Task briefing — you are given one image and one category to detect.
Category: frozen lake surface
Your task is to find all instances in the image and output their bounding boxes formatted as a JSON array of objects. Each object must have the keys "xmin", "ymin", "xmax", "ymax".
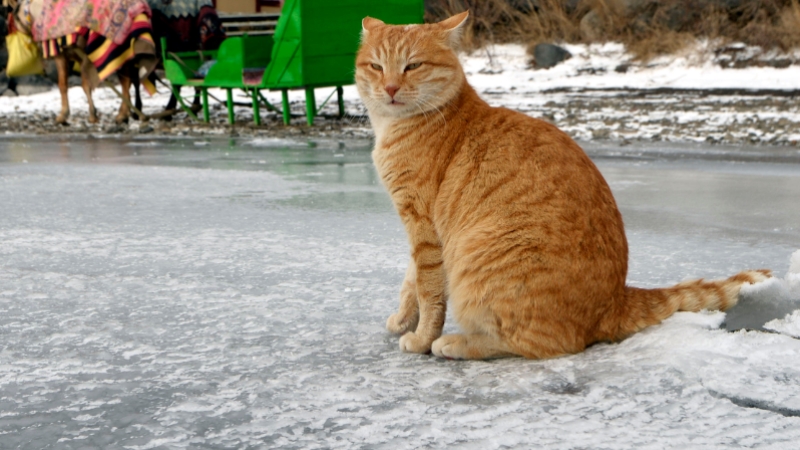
[{"xmin": 1, "ymin": 136, "xmax": 800, "ymax": 449}]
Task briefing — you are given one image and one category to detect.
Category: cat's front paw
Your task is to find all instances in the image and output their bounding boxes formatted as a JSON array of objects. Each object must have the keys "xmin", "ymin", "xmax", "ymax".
[
  {"xmin": 386, "ymin": 311, "xmax": 419, "ymax": 334},
  {"xmin": 399, "ymin": 332, "xmax": 433, "ymax": 354}
]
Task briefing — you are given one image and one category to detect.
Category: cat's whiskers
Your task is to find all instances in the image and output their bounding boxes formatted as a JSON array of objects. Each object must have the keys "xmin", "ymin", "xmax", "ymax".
[
  {"xmin": 416, "ymin": 96, "xmax": 447, "ymax": 127},
  {"xmin": 412, "ymin": 101, "xmax": 433, "ymax": 128}
]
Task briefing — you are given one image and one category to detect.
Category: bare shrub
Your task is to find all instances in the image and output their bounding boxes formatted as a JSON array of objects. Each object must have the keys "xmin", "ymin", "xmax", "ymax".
[
  {"xmin": 424, "ymin": 0, "xmax": 800, "ymax": 59},
  {"xmin": 424, "ymin": 0, "xmax": 584, "ymax": 47}
]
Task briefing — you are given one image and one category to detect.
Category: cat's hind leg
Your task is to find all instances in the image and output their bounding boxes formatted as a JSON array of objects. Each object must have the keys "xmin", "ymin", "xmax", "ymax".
[
  {"xmin": 386, "ymin": 260, "xmax": 420, "ymax": 334},
  {"xmin": 431, "ymin": 333, "xmax": 515, "ymax": 360}
]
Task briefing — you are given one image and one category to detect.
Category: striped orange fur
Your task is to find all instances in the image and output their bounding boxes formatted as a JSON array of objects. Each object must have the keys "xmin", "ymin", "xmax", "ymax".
[{"xmin": 356, "ymin": 12, "xmax": 772, "ymax": 360}]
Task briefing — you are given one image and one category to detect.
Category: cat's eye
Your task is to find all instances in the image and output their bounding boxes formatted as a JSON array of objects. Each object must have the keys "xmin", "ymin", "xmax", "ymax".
[
  {"xmin": 405, "ymin": 62, "xmax": 422, "ymax": 72},
  {"xmin": 371, "ymin": 63, "xmax": 383, "ymax": 71}
]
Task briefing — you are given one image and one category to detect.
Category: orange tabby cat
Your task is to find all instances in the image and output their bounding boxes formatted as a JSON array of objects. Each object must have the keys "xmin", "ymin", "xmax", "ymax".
[{"xmin": 355, "ymin": 11, "xmax": 771, "ymax": 360}]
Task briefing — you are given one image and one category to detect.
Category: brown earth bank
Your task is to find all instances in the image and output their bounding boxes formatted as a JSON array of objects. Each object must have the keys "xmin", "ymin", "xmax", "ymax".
[
  {"xmin": 2, "ymin": 2, "xmax": 799, "ymax": 146},
  {"xmin": 2, "ymin": 87, "xmax": 798, "ymax": 147}
]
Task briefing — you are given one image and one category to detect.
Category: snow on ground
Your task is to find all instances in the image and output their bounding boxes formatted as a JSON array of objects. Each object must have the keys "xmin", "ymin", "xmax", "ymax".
[
  {"xmin": 459, "ymin": 43, "xmax": 800, "ymax": 145},
  {"xmin": 1, "ymin": 137, "xmax": 800, "ymax": 448},
  {"xmin": 760, "ymin": 251, "xmax": 800, "ymax": 338},
  {"xmin": 463, "ymin": 42, "xmax": 800, "ymax": 92},
  {"xmin": 2, "ymin": 43, "xmax": 799, "ymax": 145}
]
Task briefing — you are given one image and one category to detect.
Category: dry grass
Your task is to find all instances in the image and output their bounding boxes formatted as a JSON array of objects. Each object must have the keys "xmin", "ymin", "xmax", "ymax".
[
  {"xmin": 425, "ymin": 0, "xmax": 583, "ymax": 48},
  {"xmin": 425, "ymin": 0, "xmax": 800, "ymax": 60}
]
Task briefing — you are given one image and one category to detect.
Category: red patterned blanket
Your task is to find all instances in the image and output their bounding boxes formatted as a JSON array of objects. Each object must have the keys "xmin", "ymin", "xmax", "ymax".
[{"xmin": 18, "ymin": 0, "xmax": 151, "ymax": 45}]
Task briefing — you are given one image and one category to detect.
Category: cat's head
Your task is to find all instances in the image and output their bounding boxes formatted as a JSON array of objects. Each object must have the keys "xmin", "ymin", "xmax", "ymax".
[{"xmin": 355, "ymin": 12, "xmax": 469, "ymax": 120}]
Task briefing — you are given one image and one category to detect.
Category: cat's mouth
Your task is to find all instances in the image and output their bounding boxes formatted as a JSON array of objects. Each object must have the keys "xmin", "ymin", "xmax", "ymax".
[{"xmin": 390, "ymin": 99, "xmax": 405, "ymax": 106}]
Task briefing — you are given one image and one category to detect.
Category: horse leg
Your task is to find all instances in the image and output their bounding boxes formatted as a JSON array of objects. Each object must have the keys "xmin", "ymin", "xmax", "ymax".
[
  {"xmin": 192, "ymin": 87, "xmax": 201, "ymax": 109},
  {"xmin": 160, "ymin": 84, "xmax": 177, "ymax": 122},
  {"xmin": 116, "ymin": 72, "xmax": 132, "ymax": 124},
  {"xmin": 80, "ymin": 55, "xmax": 99, "ymax": 123},
  {"xmin": 54, "ymin": 54, "xmax": 70, "ymax": 124},
  {"xmin": 166, "ymin": 85, "xmax": 179, "ymax": 110},
  {"xmin": 132, "ymin": 70, "xmax": 143, "ymax": 121}
]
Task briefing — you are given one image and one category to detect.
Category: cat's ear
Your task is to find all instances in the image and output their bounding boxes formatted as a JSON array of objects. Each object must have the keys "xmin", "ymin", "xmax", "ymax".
[
  {"xmin": 438, "ymin": 11, "xmax": 470, "ymax": 48},
  {"xmin": 362, "ymin": 17, "xmax": 385, "ymax": 35}
]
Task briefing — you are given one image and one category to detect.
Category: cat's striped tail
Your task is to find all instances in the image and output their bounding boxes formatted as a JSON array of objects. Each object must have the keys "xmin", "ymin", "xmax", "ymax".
[{"xmin": 601, "ymin": 269, "xmax": 772, "ymax": 340}]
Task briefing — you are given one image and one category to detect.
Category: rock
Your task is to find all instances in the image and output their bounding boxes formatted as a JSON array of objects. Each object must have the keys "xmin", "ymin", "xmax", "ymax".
[
  {"xmin": 3, "ymin": 88, "xmax": 17, "ymax": 97},
  {"xmin": 658, "ymin": 5, "xmax": 691, "ymax": 31},
  {"xmin": 579, "ymin": 10, "xmax": 604, "ymax": 40},
  {"xmin": 562, "ymin": 0, "xmax": 583, "ymax": 16},
  {"xmin": 763, "ymin": 59, "xmax": 792, "ymax": 69},
  {"xmin": 591, "ymin": 127, "xmax": 611, "ymax": 139},
  {"xmin": 533, "ymin": 43, "xmax": 572, "ymax": 69},
  {"xmin": 615, "ymin": 63, "xmax": 631, "ymax": 73},
  {"xmin": 12, "ymin": 74, "xmax": 55, "ymax": 95}
]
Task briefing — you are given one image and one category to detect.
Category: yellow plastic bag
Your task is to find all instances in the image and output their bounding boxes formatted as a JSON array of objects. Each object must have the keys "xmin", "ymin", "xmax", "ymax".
[{"xmin": 5, "ymin": 32, "xmax": 44, "ymax": 78}]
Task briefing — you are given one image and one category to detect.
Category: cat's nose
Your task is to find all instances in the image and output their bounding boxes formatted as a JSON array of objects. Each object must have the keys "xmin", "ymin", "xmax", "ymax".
[{"xmin": 385, "ymin": 85, "xmax": 400, "ymax": 98}]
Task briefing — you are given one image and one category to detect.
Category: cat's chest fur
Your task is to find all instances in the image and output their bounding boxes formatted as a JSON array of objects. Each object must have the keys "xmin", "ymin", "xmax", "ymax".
[{"xmin": 372, "ymin": 133, "xmax": 435, "ymax": 206}]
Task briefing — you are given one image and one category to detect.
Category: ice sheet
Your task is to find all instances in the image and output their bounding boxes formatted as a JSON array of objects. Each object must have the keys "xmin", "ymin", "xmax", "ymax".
[{"xmin": 1, "ymin": 137, "xmax": 799, "ymax": 448}]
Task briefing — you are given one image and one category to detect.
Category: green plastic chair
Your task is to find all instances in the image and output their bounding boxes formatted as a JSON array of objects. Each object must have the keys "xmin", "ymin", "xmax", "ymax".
[{"xmin": 162, "ymin": 0, "xmax": 424, "ymax": 126}]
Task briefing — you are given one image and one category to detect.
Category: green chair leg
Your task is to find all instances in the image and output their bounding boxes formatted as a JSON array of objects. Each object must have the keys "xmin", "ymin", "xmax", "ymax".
[
  {"xmin": 305, "ymin": 87, "xmax": 316, "ymax": 126},
  {"xmin": 252, "ymin": 89, "xmax": 261, "ymax": 125},
  {"xmin": 202, "ymin": 88, "xmax": 209, "ymax": 123},
  {"xmin": 226, "ymin": 89, "xmax": 234, "ymax": 125},
  {"xmin": 258, "ymin": 92, "xmax": 278, "ymax": 113},
  {"xmin": 281, "ymin": 89, "xmax": 290, "ymax": 125},
  {"xmin": 337, "ymin": 86, "xmax": 345, "ymax": 118},
  {"xmin": 167, "ymin": 83, "xmax": 199, "ymax": 121}
]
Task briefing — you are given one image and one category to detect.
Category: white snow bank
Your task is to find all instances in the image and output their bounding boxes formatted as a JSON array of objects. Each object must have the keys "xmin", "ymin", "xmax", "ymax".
[
  {"xmin": 462, "ymin": 42, "xmax": 800, "ymax": 92},
  {"xmin": 766, "ymin": 310, "xmax": 800, "ymax": 338},
  {"xmin": 735, "ymin": 249, "xmax": 800, "ymax": 337},
  {"xmin": 762, "ymin": 250, "xmax": 800, "ymax": 337}
]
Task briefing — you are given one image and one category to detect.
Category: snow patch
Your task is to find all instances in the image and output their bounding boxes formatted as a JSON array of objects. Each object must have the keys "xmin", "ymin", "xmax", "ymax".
[
  {"xmin": 243, "ymin": 137, "xmax": 305, "ymax": 147},
  {"xmin": 762, "ymin": 250, "xmax": 800, "ymax": 337},
  {"xmin": 788, "ymin": 249, "xmax": 800, "ymax": 275},
  {"xmin": 765, "ymin": 310, "xmax": 800, "ymax": 338},
  {"xmin": 733, "ymin": 250, "xmax": 800, "ymax": 336}
]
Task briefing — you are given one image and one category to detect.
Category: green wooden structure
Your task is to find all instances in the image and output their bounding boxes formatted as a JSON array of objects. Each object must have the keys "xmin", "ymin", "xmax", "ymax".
[{"xmin": 162, "ymin": 0, "xmax": 424, "ymax": 126}]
